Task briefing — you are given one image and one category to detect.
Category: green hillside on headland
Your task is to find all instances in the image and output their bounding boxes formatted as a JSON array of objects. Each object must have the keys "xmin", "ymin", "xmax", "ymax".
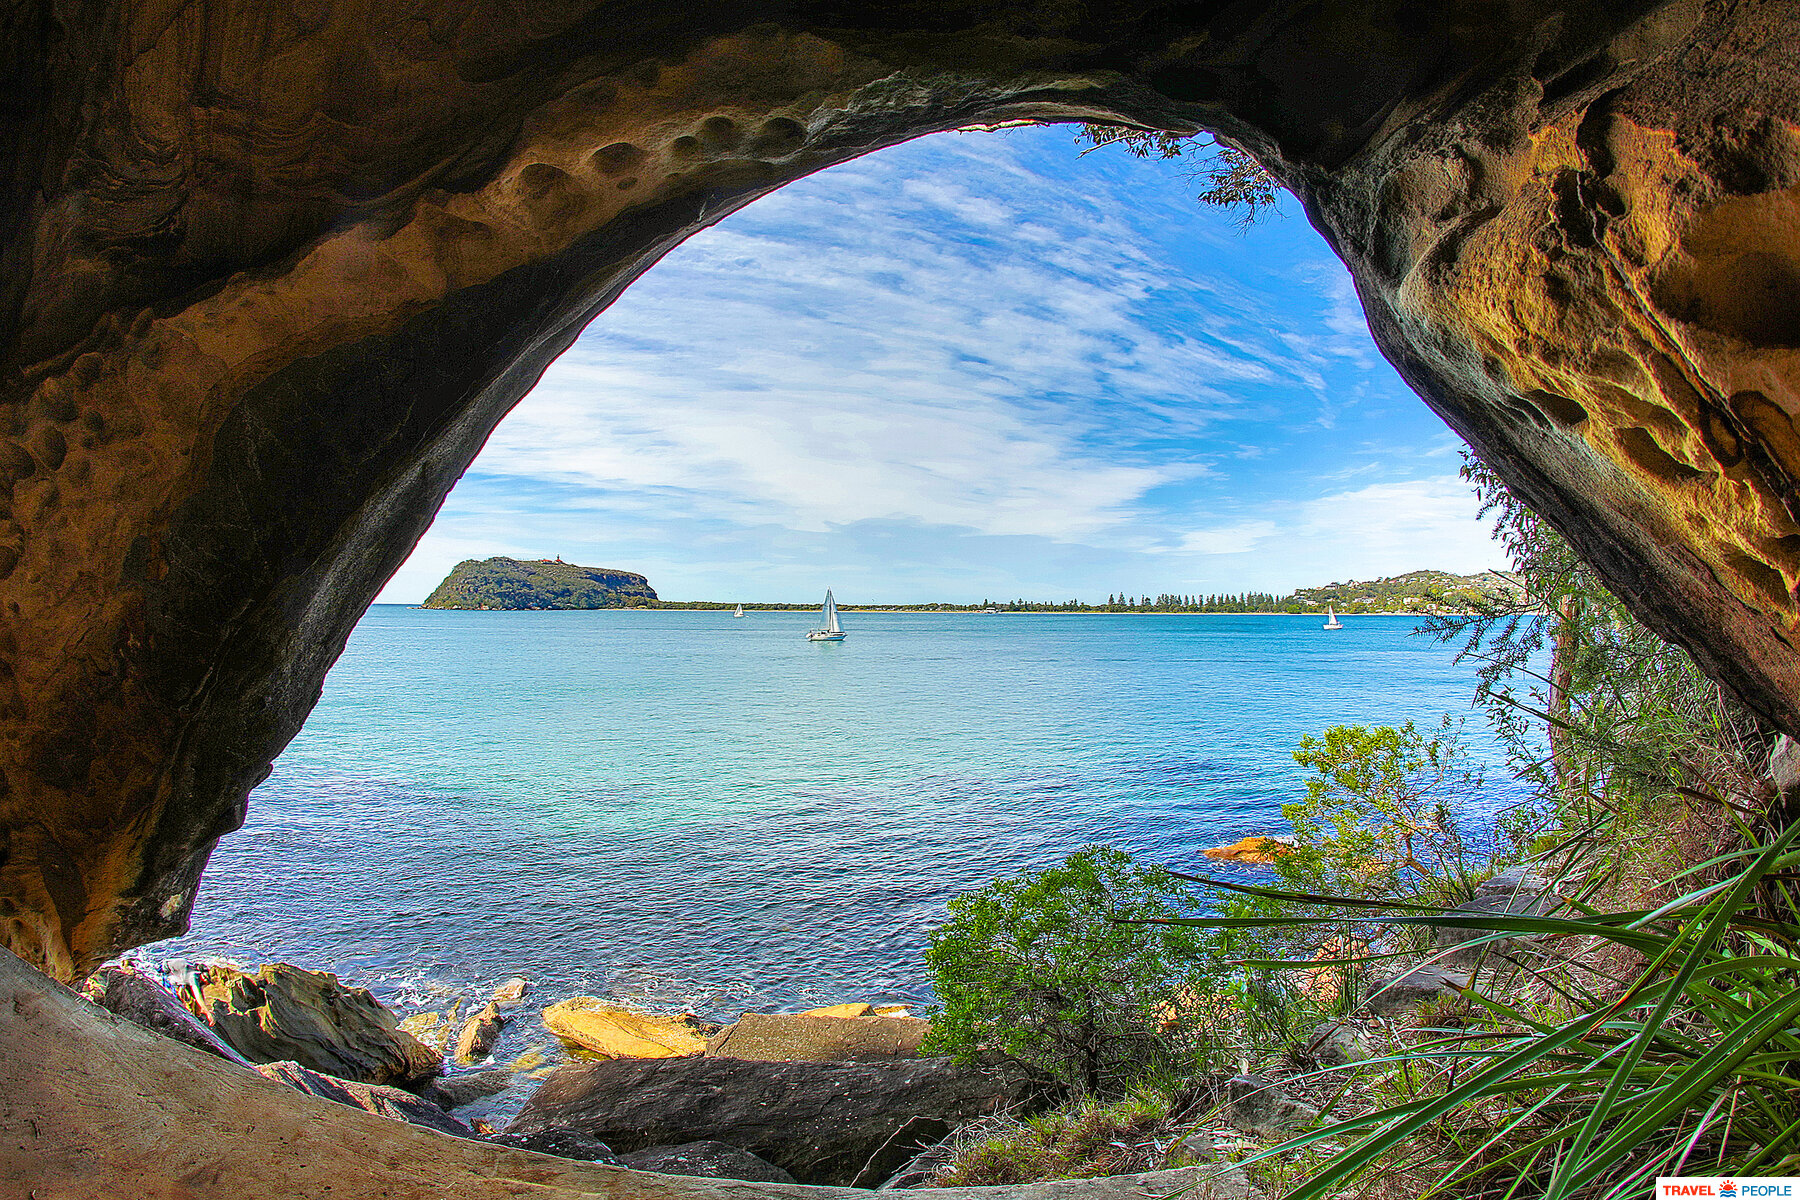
[
  {"xmin": 419, "ymin": 561, "xmax": 1523, "ymax": 613},
  {"xmin": 421, "ymin": 557, "xmax": 658, "ymax": 609}
]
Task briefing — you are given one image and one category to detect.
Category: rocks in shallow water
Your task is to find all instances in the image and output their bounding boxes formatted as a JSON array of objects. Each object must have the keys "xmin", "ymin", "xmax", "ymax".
[
  {"xmin": 542, "ymin": 998, "xmax": 708, "ymax": 1058},
  {"xmin": 184, "ymin": 962, "xmax": 441, "ymax": 1086},
  {"xmin": 455, "ymin": 1001, "xmax": 507, "ymax": 1062},
  {"xmin": 504, "ymin": 1053, "xmax": 1033, "ymax": 1185},
  {"xmin": 705, "ymin": 1011, "xmax": 930, "ymax": 1062},
  {"xmin": 492, "ymin": 977, "xmax": 530, "ymax": 1004},
  {"xmin": 258, "ymin": 1061, "xmax": 473, "ymax": 1138},
  {"xmin": 425, "ymin": 1067, "xmax": 516, "ymax": 1110},
  {"xmin": 80, "ymin": 963, "xmax": 252, "ymax": 1066},
  {"xmin": 1202, "ymin": 835, "xmax": 1295, "ymax": 864},
  {"xmin": 484, "ymin": 1128, "xmax": 624, "ymax": 1164},
  {"xmin": 621, "ymin": 1141, "xmax": 797, "ymax": 1184},
  {"xmin": 1222, "ymin": 1075, "xmax": 1319, "ymax": 1138}
]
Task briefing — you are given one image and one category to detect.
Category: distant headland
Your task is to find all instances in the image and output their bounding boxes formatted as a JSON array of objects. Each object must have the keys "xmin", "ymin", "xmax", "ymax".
[
  {"xmin": 421, "ymin": 557, "xmax": 658, "ymax": 609},
  {"xmin": 419, "ymin": 560, "xmax": 1521, "ymax": 615}
]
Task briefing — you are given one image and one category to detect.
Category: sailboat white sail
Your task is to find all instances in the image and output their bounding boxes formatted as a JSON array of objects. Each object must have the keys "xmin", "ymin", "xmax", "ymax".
[
  {"xmin": 1323, "ymin": 605, "xmax": 1343, "ymax": 630},
  {"xmin": 806, "ymin": 588, "xmax": 848, "ymax": 641},
  {"xmin": 732, "ymin": 604, "xmax": 744, "ymax": 618}
]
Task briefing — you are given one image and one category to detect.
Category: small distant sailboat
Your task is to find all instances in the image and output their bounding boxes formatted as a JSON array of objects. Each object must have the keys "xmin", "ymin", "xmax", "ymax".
[
  {"xmin": 732, "ymin": 604, "xmax": 744, "ymax": 618},
  {"xmin": 806, "ymin": 588, "xmax": 848, "ymax": 642},
  {"xmin": 1323, "ymin": 605, "xmax": 1344, "ymax": 630}
]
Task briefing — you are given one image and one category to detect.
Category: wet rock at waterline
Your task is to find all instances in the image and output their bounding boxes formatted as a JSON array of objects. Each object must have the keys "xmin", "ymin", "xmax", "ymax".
[
  {"xmin": 455, "ymin": 1001, "xmax": 507, "ymax": 1062},
  {"xmin": 257, "ymin": 1060, "xmax": 475, "ymax": 1139},
  {"xmin": 505, "ymin": 1054, "xmax": 1034, "ymax": 1185},
  {"xmin": 705, "ymin": 1011, "xmax": 931, "ymax": 1062},
  {"xmin": 14, "ymin": 947, "xmax": 1271, "ymax": 1197},
  {"xmin": 542, "ymin": 998, "xmax": 711, "ymax": 1058},
  {"xmin": 1201, "ymin": 836, "xmax": 1296, "ymax": 865},
  {"xmin": 80, "ymin": 963, "xmax": 252, "ymax": 1066},
  {"xmin": 182, "ymin": 962, "xmax": 441, "ymax": 1086},
  {"xmin": 621, "ymin": 1141, "xmax": 799, "ymax": 1184},
  {"xmin": 493, "ymin": 978, "xmax": 530, "ymax": 1004}
]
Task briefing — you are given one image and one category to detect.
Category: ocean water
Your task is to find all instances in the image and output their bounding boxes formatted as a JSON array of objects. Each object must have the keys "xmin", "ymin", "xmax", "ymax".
[{"xmin": 146, "ymin": 607, "xmax": 1520, "ymax": 1088}]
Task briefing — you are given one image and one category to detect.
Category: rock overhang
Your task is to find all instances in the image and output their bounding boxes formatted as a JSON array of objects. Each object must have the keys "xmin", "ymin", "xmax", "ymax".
[{"xmin": 3, "ymin": 0, "xmax": 1800, "ymax": 982}]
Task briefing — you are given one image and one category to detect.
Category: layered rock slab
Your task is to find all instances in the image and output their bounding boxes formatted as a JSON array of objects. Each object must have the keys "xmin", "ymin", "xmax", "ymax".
[{"xmin": 505, "ymin": 1054, "xmax": 1035, "ymax": 1184}]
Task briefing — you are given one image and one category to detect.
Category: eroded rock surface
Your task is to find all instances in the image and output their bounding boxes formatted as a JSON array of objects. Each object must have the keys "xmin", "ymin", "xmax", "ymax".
[
  {"xmin": 5, "ymin": 2, "xmax": 1800, "ymax": 982},
  {"xmin": 705, "ymin": 1011, "xmax": 931, "ymax": 1061},
  {"xmin": 505, "ymin": 1053, "xmax": 1034, "ymax": 1184},
  {"xmin": 183, "ymin": 962, "xmax": 441, "ymax": 1086}
]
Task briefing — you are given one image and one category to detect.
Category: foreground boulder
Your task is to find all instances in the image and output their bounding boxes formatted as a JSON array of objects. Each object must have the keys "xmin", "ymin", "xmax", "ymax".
[
  {"xmin": 182, "ymin": 962, "xmax": 441, "ymax": 1086},
  {"xmin": 705, "ymin": 1012, "xmax": 930, "ymax": 1062},
  {"xmin": 542, "ymin": 998, "xmax": 710, "ymax": 1058},
  {"xmin": 505, "ymin": 1054, "xmax": 1034, "ymax": 1184},
  {"xmin": 621, "ymin": 1141, "xmax": 797, "ymax": 1184},
  {"xmin": 80, "ymin": 963, "xmax": 252, "ymax": 1066},
  {"xmin": 257, "ymin": 1061, "xmax": 473, "ymax": 1139}
]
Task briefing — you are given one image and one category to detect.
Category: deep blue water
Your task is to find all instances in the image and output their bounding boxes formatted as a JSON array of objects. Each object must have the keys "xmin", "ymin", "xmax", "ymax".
[{"xmin": 147, "ymin": 606, "xmax": 1517, "ymax": 1032}]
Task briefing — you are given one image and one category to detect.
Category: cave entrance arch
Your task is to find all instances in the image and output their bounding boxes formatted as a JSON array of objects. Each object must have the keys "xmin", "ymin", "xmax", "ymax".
[{"xmin": 6, "ymin": 0, "xmax": 1800, "ymax": 983}]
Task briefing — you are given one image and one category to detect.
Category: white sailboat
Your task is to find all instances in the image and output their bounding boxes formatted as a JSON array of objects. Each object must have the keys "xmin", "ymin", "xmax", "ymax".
[
  {"xmin": 806, "ymin": 588, "xmax": 848, "ymax": 641},
  {"xmin": 732, "ymin": 604, "xmax": 744, "ymax": 618},
  {"xmin": 1323, "ymin": 605, "xmax": 1344, "ymax": 630}
]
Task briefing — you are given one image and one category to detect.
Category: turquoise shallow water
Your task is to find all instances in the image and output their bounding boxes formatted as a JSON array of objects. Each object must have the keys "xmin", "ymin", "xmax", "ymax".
[{"xmin": 149, "ymin": 607, "xmax": 1518, "ymax": 1024}]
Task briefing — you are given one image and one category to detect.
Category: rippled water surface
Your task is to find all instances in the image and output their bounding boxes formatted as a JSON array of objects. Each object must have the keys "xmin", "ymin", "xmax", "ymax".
[{"xmin": 151, "ymin": 607, "xmax": 1518, "ymax": 1026}]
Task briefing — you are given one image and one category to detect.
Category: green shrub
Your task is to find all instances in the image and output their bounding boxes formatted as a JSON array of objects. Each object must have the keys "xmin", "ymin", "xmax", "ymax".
[{"xmin": 923, "ymin": 846, "xmax": 1215, "ymax": 1096}]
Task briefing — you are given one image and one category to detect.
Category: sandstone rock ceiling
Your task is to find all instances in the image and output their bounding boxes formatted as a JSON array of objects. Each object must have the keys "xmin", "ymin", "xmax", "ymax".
[{"xmin": 2, "ymin": 0, "xmax": 1798, "ymax": 979}]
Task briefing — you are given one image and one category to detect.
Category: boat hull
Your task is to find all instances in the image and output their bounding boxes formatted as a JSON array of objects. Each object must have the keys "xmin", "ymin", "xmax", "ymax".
[{"xmin": 806, "ymin": 631, "xmax": 848, "ymax": 641}]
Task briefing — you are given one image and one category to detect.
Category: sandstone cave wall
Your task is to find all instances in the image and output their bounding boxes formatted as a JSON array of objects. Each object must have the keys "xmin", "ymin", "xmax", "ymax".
[{"xmin": 4, "ymin": 0, "xmax": 1800, "ymax": 978}]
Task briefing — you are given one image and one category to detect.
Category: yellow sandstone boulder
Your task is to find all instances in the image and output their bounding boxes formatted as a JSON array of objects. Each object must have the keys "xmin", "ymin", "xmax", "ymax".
[
  {"xmin": 1202, "ymin": 836, "xmax": 1295, "ymax": 865},
  {"xmin": 541, "ymin": 998, "xmax": 707, "ymax": 1058},
  {"xmin": 799, "ymin": 1002, "xmax": 874, "ymax": 1018}
]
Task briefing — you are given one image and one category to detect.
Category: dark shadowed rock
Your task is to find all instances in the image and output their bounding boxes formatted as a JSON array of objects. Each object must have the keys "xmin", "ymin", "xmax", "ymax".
[
  {"xmin": 257, "ymin": 1061, "xmax": 473, "ymax": 1138},
  {"xmin": 505, "ymin": 1054, "xmax": 1033, "ymax": 1184},
  {"xmin": 850, "ymin": 1115, "xmax": 950, "ymax": 1188},
  {"xmin": 425, "ymin": 1067, "xmax": 516, "ymax": 1110},
  {"xmin": 80, "ymin": 963, "xmax": 252, "ymax": 1066},
  {"xmin": 621, "ymin": 1141, "xmax": 797, "ymax": 1184},
  {"xmin": 185, "ymin": 962, "xmax": 441, "ymax": 1086},
  {"xmin": 484, "ymin": 1128, "xmax": 625, "ymax": 1165}
]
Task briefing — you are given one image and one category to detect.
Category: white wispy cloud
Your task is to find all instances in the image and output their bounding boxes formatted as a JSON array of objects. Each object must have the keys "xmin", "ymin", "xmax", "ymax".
[{"xmin": 378, "ymin": 126, "xmax": 1502, "ymax": 604}]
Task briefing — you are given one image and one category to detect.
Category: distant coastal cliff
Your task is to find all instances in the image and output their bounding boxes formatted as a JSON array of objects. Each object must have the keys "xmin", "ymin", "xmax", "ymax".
[{"xmin": 421, "ymin": 558, "xmax": 658, "ymax": 610}]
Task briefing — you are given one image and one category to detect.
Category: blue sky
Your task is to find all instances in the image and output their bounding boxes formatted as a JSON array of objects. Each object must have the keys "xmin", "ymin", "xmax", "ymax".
[{"xmin": 377, "ymin": 124, "xmax": 1504, "ymax": 605}]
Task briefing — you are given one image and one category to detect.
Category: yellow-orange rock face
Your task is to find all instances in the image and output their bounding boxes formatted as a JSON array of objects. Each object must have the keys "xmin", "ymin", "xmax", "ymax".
[{"xmin": 4, "ymin": 0, "xmax": 1800, "ymax": 982}]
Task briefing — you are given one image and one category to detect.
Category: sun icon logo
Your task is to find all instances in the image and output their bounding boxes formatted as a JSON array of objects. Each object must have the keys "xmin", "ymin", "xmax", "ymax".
[{"xmin": 1720, "ymin": 1181, "xmax": 1738, "ymax": 1198}]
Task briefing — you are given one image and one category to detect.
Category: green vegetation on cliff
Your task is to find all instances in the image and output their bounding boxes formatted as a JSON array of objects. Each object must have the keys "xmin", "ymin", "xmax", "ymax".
[{"xmin": 420, "ymin": 557, "xmax": 658, "ymax": 610}]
